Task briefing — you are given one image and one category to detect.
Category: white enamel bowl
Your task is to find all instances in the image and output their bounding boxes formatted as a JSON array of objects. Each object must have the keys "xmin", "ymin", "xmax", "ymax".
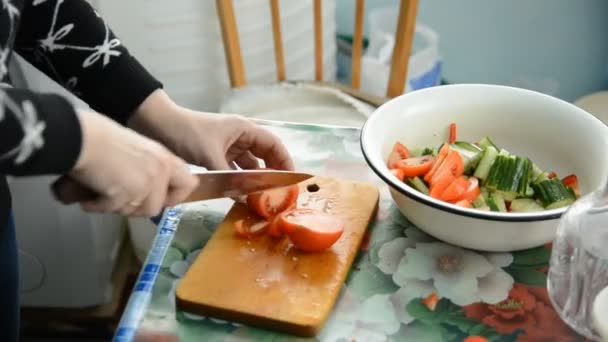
[{"xmin": 361, "ymin": 84, "xmax": 608, "ymax": 252}]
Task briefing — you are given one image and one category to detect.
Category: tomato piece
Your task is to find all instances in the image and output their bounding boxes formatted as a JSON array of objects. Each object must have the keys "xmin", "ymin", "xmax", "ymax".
[
  {"xmin": 453, "ymin": 199, "xmax": 472, "ymax": 208},
  {"xmin": 387, "ymin": 142, "xmax": 411, "ymax": 169},
  {"xmin": 247, "ymin": 184, "xmax": 299, "ymax": 219},
  {"xmin": 461, "ymin": 177, "xmax": 481, "ymax": 201},
  {"xmin": 463, "ymin": 337, "xmax": 489, "ymax": 342},
  {"xmin": 234, "ymin": 218, "xmax": 269, "ymax": 238},
  {"xmin": 396, "ymin": 155, "xmax": 435, "ymax": 177},
  {"xmin": 448, "ymin": 123, "xmax": 456, "ymax": 144},
  {"xmin": 439, "ymin": 176, "xmax": 469, "ymax": 202},
  {"xmin": 390, "ymin": 168, "xmax": 405, "ymax": 182},
  {"xmin": 562, "ymin": 174, "xmax": 581, "ymax": 198},
  {"xmin": 429, "ymin": 173, "xmax": 455, "ymax": 199},
  {"xmin": 278, "ymin": 208, "xmax": 344, "ymax": 252},
  {"xmin": 430, "ymin": 149, "xmax": 464, "ymax": 185},
  {"xmin": 548, "ymin": 171, "xmax": 558, "ymax": 179},
  {"xmin": 424, "ymin": 144, "xmax": 450, "ymax": 183},
  {"xmin": 422, "ymin": 292, "xmax": 439, "ymax": 311}
]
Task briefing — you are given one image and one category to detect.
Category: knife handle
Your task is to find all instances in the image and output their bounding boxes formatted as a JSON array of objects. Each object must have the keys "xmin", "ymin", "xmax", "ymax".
[{"xmin": 51, "ymin": 176, "xmax": 99, "ymax": 204}]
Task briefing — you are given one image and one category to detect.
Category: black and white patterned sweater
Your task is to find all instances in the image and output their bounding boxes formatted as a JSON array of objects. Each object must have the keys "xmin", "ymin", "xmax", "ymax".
[{"xmin": 0, "ymin": 0, "xmax": 162, "ymax": 226}]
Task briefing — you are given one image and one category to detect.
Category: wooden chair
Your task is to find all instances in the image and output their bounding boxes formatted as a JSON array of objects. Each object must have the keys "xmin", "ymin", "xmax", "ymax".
[{"xmin": 215, "ymin": 0, "xmax": 419, "ymax": 107}]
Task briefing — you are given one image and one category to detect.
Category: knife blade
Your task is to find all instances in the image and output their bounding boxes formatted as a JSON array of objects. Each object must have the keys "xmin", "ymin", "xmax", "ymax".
[{"xmin": 181, "ymin": 169, "xmax": 314, "ymax": 203}]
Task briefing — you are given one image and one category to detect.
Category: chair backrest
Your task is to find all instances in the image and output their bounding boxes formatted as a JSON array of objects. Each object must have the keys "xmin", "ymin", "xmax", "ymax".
[{"xmin": 215, "ymin": 0, "xmax": 418, "ymax": 98}]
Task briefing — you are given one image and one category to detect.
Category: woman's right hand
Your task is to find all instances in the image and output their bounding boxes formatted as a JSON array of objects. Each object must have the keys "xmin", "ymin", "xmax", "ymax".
[{"xmin": 52, "ymin": 110, "xmax": 199, "ymax": 217}]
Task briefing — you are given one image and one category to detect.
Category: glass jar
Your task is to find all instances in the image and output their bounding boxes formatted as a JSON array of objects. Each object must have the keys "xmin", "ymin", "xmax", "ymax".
[{"xmin": 548, "ymin": 180, "xmax": 608, "ymax": 340}]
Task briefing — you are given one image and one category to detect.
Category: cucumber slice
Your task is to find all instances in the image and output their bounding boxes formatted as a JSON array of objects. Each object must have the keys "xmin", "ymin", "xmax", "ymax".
[
  {"xmin": 532, "ymin": 179, "xmax": 576, "ymax": 209},
  {"xmin": 450, "ymin": 144, "xmax": 483, "ymax": 175},
  {"xmin": 483, "ymin": 155, "xmax": 532, "ymax": 196},
  {"xmin": 511, "ymin": 198, "xmax": 544, "ymax": 212},
  {"xmin": 421, "ymin": 147, "xmax": 434, "ymax": 156},
  {"xmin": 473, "ymin": 146, "xmax": 499, "ymax": 180},
  {"xmin": 498, "ymin": 191, "xmax": 518, "ymax": 202},
  {"xmin": 531, "ymin": 163, "xmax": 543, "ymax": 180},
  {"xmin": 485, "ymin": 192, "xmax": 507, "ymax": 212},
  {"xmin": 534, "ymin": 172, "xmax": 549, "ymax": 184},
  {"xmin": 473, "ymin": 194, "xmax": 487, "ymax": 208},
  {"xmin": 410, "ymin": 148, "xmax": 423, "ymax": 157},
  {"xmin": 478, "ymin": 137, "xmax": 499, "ymax": 150},
  {"xmin": 407, "ymin": 177, "xmax": 429, "ymax": 195},
  {"xmin": 454, "ymin": 141, "xmax": 483, "ymax": 152}
]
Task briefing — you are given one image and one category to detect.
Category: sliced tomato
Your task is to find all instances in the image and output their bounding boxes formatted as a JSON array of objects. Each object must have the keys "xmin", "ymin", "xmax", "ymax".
[
  {"xmin": 548, "ymin": 171, "xmax": 558, "ymax": 179},
  {"xmin": 247, "ymin": 184, "xmax": 299, "ymax": 219},
  {"xmin": 429, "ymin": 173, "xmax": 455, "ymax": 199},
  {"xmin": 390, "ymin": 168, "xmax": 405, "ymax": 182},
  {"xmin": 396, "ymin": 155, "xmax": 435, "ymax": 177},
  {"xmin": 505, "ymin": 201, "xmax": 512, "ymax": 212},
  {"xmin": 461, "ymin": 177, "xmax": 481, "ymax": 202},
  {"xmin": 387, "ymin": 142, "xmax": 411, "ymax": 169},
  {"xmin": 422, "ymin": 292, "xmax": 439, "ymax": 311},
  {"xmin": 463, "ymin": 337, "xmax": 489, "ymax": 342},
  {"xmin": 448, "ymin": 123, "xmax": 457, "ymax": 144},
  {"xmin": 278, "ymin": 208, "xmax": 344, "ymax": 252},
  {"xmin": 439, "ymin": 176, "xmax": 469, "ymax": 202},
  {"xmin": 453, "ymin": 199, "xmax": 472, "ymax": 208},
  {"xmin": 562, "ymin": 174, "xmax": 581, "ymax": 198},
  {"xmin": 424, "ymin": 143, "xmax": 450, "ymax": 183},
  {"xmin": 267, "ymin": 215, "xmax": 283, "ymax": 238},
  {"xmin": 234, "ymin": 218, "xmax": 269, "ymax": 238},
  {"xmin": 430, "ymin": 149, "xmax": 464, "ymax": 185}
]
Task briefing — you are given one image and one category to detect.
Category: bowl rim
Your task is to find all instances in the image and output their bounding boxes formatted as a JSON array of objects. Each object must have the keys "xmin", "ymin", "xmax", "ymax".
[{"xmin": 360, "ymin": 83, "xmax": 602, "ymax": 222}]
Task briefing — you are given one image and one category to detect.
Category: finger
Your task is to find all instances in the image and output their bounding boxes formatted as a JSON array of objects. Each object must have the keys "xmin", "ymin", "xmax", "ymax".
[
  {"xmin": 52, "ymin": 176, "xmax": 98, "ymax": 204},
  {"xmin": 81, "ymin": 194, "xmax": 128, "ymax": 213},
  {"xmin": 136, "ymin": 180, "xmax": 169, "ymax": 217},
  {"xmin": 164, "ymin": 159, "xmax": 200, "ymax": 207},
  {"xmin": 242, "ymin": 125, "xmax": 295, "ymax": 171},
  {"xmin": 234, "ymin": 151, "xmax": 260, "ymax": 170}
]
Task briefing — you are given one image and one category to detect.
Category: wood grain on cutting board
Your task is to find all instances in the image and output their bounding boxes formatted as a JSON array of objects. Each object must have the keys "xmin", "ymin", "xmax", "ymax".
[{"xmin": 176, "ymin": 176, "xmax": 379, "ymax": 337}]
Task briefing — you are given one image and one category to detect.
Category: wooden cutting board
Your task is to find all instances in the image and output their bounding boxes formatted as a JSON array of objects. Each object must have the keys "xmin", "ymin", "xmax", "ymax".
[{"xmin": 176, "ymin": 176, "xmax": 379, "ymax": 337}]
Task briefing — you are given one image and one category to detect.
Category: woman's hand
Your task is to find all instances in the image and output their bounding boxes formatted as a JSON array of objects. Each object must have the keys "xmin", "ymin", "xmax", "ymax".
[
  {"xmin": 128, "ymin": 90, "xmax": 294, "ymax": 171},
  {"xmin": 53, "ymin": 109, "xmax": 199, "ymax": 217}
]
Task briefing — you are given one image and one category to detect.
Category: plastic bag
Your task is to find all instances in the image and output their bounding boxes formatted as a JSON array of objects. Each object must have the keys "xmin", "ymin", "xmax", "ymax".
[{"xmin": 360, "ymin": 7, "xmax": 442, "ymax": 97}]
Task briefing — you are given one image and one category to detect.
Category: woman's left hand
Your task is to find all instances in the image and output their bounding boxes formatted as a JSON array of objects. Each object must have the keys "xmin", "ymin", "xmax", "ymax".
[{"xmin": 128, "ymin": 90, "xmax": 294, "ymax": 171}]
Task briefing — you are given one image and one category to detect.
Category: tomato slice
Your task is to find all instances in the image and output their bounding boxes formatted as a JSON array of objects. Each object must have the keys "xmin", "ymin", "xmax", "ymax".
[
  {"xmin": 422, "ymin": 292, "xmax": 439, "ymax": 311},
  {"xmin": 278, "ymin": 208, "xmax": 344, "ymax": 252},
  {"xmin": 430, "ymin": 149, "xmax": 464, "ymax": 185},
  {"xmin": 390, "ymin": 168, "xmax": 405, "ymax": 182},
  {"xmin": 424, "ymin": 143, "xmax": 450, "ymax": 183},
  {"xmin": 439, "ymin": 176, "xmax": 469, "ymax": 202},
  {"xmin": 429, "ymin": 173, "xmax": 455, "ymax": 199},
  {"xmin": 461, "ymin": 177, "xmax": 481, "ymax": 201},
  {"xmin": 387, "ymin": 142, "xmax": 411, "ymax": 169},
  {"xmin": 448, "ymin": 123, "xmax": 457, "ymax": 144},
  {"xmin": 453, "ymin": 199, "xmax": 472, "ymax": 208},
  {"xmin": 234, "ymin": 218, "xmax": 269, "ymax": 238},
  {"xmin": 396, "ymin": 155, "xmax": 435, "ymax": 177},
  {"xmin": 562, "ymin": 174, "xmax": 581, "ymax": 198},
  {"xmin": 247, "ymin": 184, "xmax": 299, "ymax": 219},
  {"xmin": 548, "ymin": 171, "xmax": 558, "ymax": 179}
]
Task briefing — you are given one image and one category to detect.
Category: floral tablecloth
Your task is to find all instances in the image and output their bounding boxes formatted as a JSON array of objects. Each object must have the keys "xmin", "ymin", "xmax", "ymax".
[{"xmin": 115, "ymin": 121, "xmax": 586, "ymax": 342}]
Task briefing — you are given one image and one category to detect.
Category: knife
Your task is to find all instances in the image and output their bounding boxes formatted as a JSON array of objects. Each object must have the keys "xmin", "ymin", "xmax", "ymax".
[
  {"xmin": 182, "ymin": 169, "xmax": 313, "ymax": 203},
  {"xmin": 52, "ymin": 169, "xmax": 313, "ymax": 204}
]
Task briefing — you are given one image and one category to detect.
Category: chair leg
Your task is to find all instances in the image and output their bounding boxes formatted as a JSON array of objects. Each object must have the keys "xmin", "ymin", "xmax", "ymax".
[
  {"xmin": 313, "ymin": 0, "xmax": 323, "ymax": 81},
  {"xmin": 269, "ymin": 0, "xmax": 286, "ymax": 82},
  {"xmin": 216, "ymin": 0, "xmax": 247, "ymax": 88},
  {"xmin": 386, "ymin": 0, "xmax": 418, "ymax": 98},
  {"xmin": 351, "ymin": 0, "xmax": 365, "ymax": 90}
]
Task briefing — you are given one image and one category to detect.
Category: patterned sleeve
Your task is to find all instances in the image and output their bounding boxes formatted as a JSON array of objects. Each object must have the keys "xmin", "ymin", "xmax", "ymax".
[{"xmin": 14, "ymin": 0, "xmax": 163, "ymax": 124}]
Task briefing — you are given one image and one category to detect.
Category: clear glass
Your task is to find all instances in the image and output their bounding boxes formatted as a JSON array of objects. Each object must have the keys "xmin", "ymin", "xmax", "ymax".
[{"xmin": 548, "ymin": 180, "xmax": 608, "ymax": 340}]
